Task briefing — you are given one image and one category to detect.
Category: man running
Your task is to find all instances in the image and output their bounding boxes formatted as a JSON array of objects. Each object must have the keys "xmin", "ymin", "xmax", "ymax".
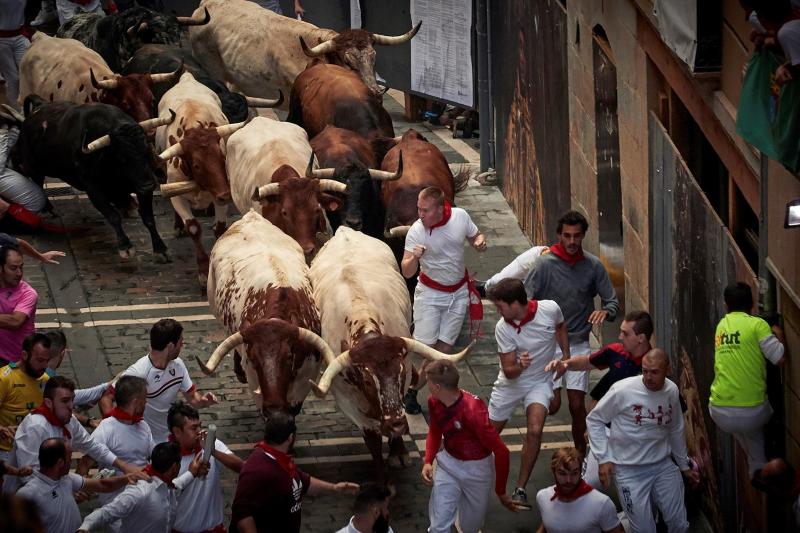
[
  {"xmin": 422, "ymin": 359, "xmax": 520, "ymax": 533},
  {"xmin": 524, "ymin": 210, "xmax": 619, "ymax": 456},
  {"xmin": 486, "ymin": 278, "xmax": 568, "ymax": 509},
  {"xmin": 535, "ymin": 447, "xmax": 623, "ymax": 533},
  {"xmin": 587, "ymin": 349, "xmax": 699, "ymax": 533},
  {"xmin": 401, "ymin": 186, "xmax": 486, "ymax": 414}
]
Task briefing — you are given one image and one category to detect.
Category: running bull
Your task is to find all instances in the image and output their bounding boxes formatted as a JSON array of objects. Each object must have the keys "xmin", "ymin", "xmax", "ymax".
[
  {"xmin": 309, "ymin": 226, "xmax": 473, "ymax": 478},
  {"xmin": 189, "ymin": 0, "xmax": 420, "ymax": 108},
  {"xmin": 197, "ymin": 210, "xmax": 335, "ymax": 416},
  {"xmin": 7, "ymin": 98, "xmax": 174, "ymax": 260},
  {"xmin": 18, "ymin": 33, "xmax": 180, "ymax": 123}
]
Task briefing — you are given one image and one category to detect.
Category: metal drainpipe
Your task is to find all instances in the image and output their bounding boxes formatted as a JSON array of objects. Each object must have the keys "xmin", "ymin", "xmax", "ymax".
[
  {"xmin": 476, "ymin": 0, "xmax": 493, "ymax": 172},
  {"xmin": 758, "ymin": 152, "xmax": 776, "ymax": 315}
]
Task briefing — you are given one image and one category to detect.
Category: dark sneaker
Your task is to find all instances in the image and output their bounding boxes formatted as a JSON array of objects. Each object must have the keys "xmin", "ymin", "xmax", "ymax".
[
  {"xmin": 511, "ymin": 487, "xmax": 532, "ymax": 510},
  {"xmin": 475, "ymin": 280, "xmax": 487, "ymax": 298},
  {"xmin": 403, "ymin": 389, "xmax": 422, "ymax": 415}
]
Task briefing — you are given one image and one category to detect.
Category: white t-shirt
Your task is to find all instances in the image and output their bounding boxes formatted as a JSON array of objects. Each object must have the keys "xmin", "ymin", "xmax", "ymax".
[
  {"xmin": 778, "ymin": 19, "xmax": 800, "ymax": 65},
  {"xmin": 535, "ymin": 485, "xmax": 620, "ymax": 533},
  {"xmin": 586, "ymin": 376, "xmax": 689, "ymax": 470},
  {"xmin": 335, "ymin": 516, "xmax": 395, "ymax": 533},
  {"xmin": 174, "ymin": 439, "xmax": 230, "ymax": 532},
  {"xmin": 404, "ymin": 207, "xmax": 479, "ymax": 288},
  {"xmin": 486, "ymin": 246, "xmax": 549, "ymax": 290},
  {"xmin": 117, "ymin": 355, "xmax": 195, "ymax": 442},
  {"xmin": 17, "ymin": 471, "xmax": 84, "ymax": 533},
  {"xmin": 91, "ymin": 417, "xmax": 156, "ymax": 504},
  {"xmin": 494, "ymin": 299, "xmax": 564, "ymax": 386}
]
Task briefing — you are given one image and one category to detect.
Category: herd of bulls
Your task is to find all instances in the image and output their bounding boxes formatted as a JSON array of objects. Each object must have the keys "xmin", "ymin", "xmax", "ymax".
[{"xmin": 3, "ymin": 0, "xmax": 472, "ymax": 479}]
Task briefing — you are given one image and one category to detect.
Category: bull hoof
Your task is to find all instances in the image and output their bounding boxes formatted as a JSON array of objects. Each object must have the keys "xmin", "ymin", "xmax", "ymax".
[
  {"xmin": 154, "ymin": 252, "xmax": 172, "ymax": 264},
  {"xmin": 118, "ymin": 247, "xmax": 135, "ymax": 259}
]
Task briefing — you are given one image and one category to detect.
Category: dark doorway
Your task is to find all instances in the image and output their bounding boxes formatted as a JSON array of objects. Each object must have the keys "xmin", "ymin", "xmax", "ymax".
[{"xmin": 592, "ymin": 26, "xmax": 624, "ymax": 343}]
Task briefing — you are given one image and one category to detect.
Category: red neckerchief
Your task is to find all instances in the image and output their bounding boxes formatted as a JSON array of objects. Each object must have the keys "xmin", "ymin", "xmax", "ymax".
[
  {"xmin": 31, "ymin": 404, "xmax": 71, "ymax": 439},
  {"xmin": 108, "ymin": 407, "xmax": 144, "ymax": 424},
  {"xmin": 143, "ymin": 464, "xmax": 175, "ymax": 488},
  {"xmin": 551, "ymin": 479, "xmax": 594, "ymax": 501},
  {"xmin": 255, "ymin": 441, "xmax": 297, "ymax": 479},
  {"xmin": 549, "ymin": 243, "xmax": 585, "ymax": 267},
  {"xmin": 504, "ymin": 300, "xmax": 538, "ymax": 334},
  {"xmin": 167, "ymin": 434, "xmax": 202, "ymax": 457},
  {"xmin": 427, "ymin": 200, "xmax": 452, "ymax": 235}
]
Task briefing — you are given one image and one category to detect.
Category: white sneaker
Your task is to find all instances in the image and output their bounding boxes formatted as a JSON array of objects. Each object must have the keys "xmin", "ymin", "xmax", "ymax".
[{"xmin": 31, "ymin": 7, "xmax": 58, "ymax": 27}]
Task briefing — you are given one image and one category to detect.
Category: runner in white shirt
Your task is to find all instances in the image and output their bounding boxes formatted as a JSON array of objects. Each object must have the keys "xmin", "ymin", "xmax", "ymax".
[
  {"xmin": 168, "ymin": 401, "xmax": 243, "ymax": 533},
  {"xmin": 486, "ymin": 278, "xmax": 569, "ymax": 510},
  {"xmin": 77, "ymin": 376, "xmax": 155, "ymax": 531},
  {"xmin": 587, "ymin": 349, "xmax": 700, "ymax": 533},
  {"xmin": 78, "ymin": 440, "xmax": 208, "ymax": 533},
  {"xmin": 7, "ymin": 376, "xmax": 137, "ymax": 491},
  {"xmin": 400, "ymin": 186, "xmax": 487, "ymax": 414},
  {"xmin": 99, "ymin": 319, "xmax": 218, "ymax": 443},
  {"xmin": 16, "ymin": 438, "xmax": 150, "ymax": 533},
  {"xmin": 335, "ymin": 483, "xmax": 395, "ymax": 533},
  {"xmin": 478, "ymin": 245, "xmax": 550, "ymax": 296}
]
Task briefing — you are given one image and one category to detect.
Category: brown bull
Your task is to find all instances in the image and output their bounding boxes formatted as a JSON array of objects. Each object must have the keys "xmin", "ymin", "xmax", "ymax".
[
  {"xmin": 288, "ymin": 63, "xmax": 394, "ymax": 140},
  {"xmin": 89, "ymin": 66, "xmax": 181, "ymax": 123}
]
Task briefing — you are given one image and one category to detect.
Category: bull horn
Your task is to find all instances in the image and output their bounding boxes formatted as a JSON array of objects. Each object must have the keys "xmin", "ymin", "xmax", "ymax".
[
  {"xmin": 384, "ymin": 225, "xmax": 411, "ymax": 239},
  {"xmin": 309, "ymin": 351, "xmax": 352, "ymax": 397},
  {"xmin": 300, "ymin": 36, "xmax": 335, "ymax": 58},
  {"xmin": 402, "ymin": 337, "xmax": 475, "ymax": 363},
  {"xmin": 368, "ymin": 151, "xmax": 403, "ymax": 181},
  {"xmin": 304, "ymin": 152, "xmax": 336, "ymax": 179},
  {"xmin": 372, "ymin": 21, "xmax": 422, "ymax": 46},
  {"xmin": 252, "ymin": 182, "xmax": 281, "ymax": 200},
  {"xmin": 82, "ymin": 134, "xmax": 112, "ymax": 153},
  {"xmin": 318, "ymin": 179, "xmax": 347, "ymax": 194},
  {"xmin": 150, "ymin": 61, "xmax": 184, "ymax": 84},
  {"xmin": 296, "ymin": 327, "xmax": 337, "ymax": 365},
  {"xmin": 216, "ymin": 120, "xmax": 248, "ymax": 138},
  {"xmin": 0, "ymin": 104, "xmax": 24, "ymax": 123},
  {"xmin": 245, "ymin": 90, "xmax": 284, "ymax": 108},
  {"xmin": 160, "ymin": 180, "xmax": 201, "ymax": 198},
  {"xmin": 158, "ymin": 142, "xmax": 184, "ymax": 161},
  {"xmin": 90, "ymin": 68, "xmax": 119, "ymax": 90},
  {"xmin": 127, "ymin": 21, "xmax": 148, "ymax": 35},
  {"xmin": 196, "ymin": 331, "xmax": 244, "ymax": 375},
  {"xmin": 138, "ymin": 109, "xmax": 176, "ymax": 131},
  {"xmin": 177, "ymin": 7, "xmax": 210, "ymax": 26}
]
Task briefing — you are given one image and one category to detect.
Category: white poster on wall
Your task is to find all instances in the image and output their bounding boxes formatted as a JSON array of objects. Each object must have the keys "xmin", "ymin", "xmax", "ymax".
[
  {"xmin": 350, "ymin": 0, "xmax": 361, "ymax": 29},
  {"xmin": 410, "ymin": 0, "xmax": 473, "ymax": 107}
]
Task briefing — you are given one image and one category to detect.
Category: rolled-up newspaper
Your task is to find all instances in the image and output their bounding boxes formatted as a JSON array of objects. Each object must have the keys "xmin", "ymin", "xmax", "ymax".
[{"xmin": 202, "ymin": 424, "xmax": 217, "ymax": 464}]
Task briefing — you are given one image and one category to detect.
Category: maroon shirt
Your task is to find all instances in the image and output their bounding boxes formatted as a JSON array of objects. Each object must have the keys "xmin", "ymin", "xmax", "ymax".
[{"xmin": 229, "ymin": 447, "xmax": 311, "ymax": 533}]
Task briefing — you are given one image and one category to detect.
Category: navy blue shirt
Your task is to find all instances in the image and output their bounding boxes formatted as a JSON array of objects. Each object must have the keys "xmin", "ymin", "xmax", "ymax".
[{"xmin": 588, "ymin": 343, "xmax": 644, "ymax": 401}]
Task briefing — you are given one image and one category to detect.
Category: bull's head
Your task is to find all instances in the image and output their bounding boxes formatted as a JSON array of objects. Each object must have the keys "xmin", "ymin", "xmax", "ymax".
[
  {"xmin": 158, "ymin": 120, "xmax": 249, "ymax": 203},
  {"xmin": 252, "ymin": 169, "xmax": 347, "ymax": 259},
  {"xmin": 197, "ymin": 317, "xmax": 335, "ymax": 416},
  {"xmin": 299, "ymin": 22, "xmax": 422, "ymax": 97},
  {"xmin": 89, "ymin": 64, "xmax": 182, "ymax": 123},
  {"xmin": 306, "ymin": 152, "xmax": 402, "ymax": 231},
  {"xmin": 310, "ymin": 338, "xmax": 475, "ymax": 437}
]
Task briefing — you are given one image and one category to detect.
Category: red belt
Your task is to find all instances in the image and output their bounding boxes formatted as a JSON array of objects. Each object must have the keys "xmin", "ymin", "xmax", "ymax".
[
  {"xmin": 71, "ymin": 0, "xmax": 95, "ymax": 5},
  {"xmin": 173, "ymin": 525, "xmax": 226, "ymax": 533},
  {"xmin": 0, "ymin": 27, "xmax": 24, "ymax": 38},
  {"xmin": 418, "ymin": 270, "xmax": 469, "ymax": 292}
]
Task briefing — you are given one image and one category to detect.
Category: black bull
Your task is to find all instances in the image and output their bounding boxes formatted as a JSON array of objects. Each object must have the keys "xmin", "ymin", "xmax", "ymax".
[{"xmin": 14, "ymin": 97, "xmax": 169, "ymax": 261}]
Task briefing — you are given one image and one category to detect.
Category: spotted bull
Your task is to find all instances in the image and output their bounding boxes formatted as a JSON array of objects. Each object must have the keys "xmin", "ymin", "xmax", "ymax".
[
  {"xmin": 308, "ymin": 226, "xmax": 473, "ymax": 478},
  {"xmin": 309, "ymin": 126, "xmax": 400, "ymax": 238},
  {"xmin": 189, "ymin": 0, "xmax": 420, "ymax": 108},
  {"xmin": 226, "ymin": 117, "xmax": 347, "ymax": 258},
  {"xmin": 6, "ymin": 98, "xmax": 175, "ymax": 260},
  {"xmin": 18, "ymin": 33, "xmax": 180, "ymax": 122},
  {"xmin": 57, "ymin": 6, "xmax": 210, "ymax": 72},
  {"xmin": 154, "ymin": 72, "xmax": 280, "ymax": 286},
  {"xmin": 288, "ymin": 63, "xmax": 394, "ymax": 139},
  {"xmin": 197, "ymin": 211, "xmax": 335, "ymax": 416},
  {"xmin": 123, "ymin": 44, "xmax": 284, "ymax": 123}
]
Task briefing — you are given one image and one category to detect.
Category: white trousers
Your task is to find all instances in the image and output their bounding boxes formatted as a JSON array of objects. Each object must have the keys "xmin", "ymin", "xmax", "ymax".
[
  {"xmin": 582, "ymin": 447, "xmax": 603, "ymax": 491},
  {"xmin": 428, "ymin": 450, "xmax": 493, "ymax": 533},
  {"xmin": 0, "ymin": 35, "xmax": 30, "ymax": 108},
  {"xmin": 709, "ymin": 401, "xmax": 772, "ymax": 476},
  {"xmin": 614, "ymin": 458, "xmax": 688, "ymax": 533}
]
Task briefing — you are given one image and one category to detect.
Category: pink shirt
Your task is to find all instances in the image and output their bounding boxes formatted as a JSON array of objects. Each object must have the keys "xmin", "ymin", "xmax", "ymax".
[{"xmin": 0, "ymin": 280, "xmax": 37, "ymax": 362}]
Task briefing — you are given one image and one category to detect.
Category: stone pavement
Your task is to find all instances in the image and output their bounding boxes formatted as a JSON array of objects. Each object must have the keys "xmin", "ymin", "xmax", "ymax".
[{"xmin": 21, "ymin": 92, "xmax": 602, "ymax": 533}]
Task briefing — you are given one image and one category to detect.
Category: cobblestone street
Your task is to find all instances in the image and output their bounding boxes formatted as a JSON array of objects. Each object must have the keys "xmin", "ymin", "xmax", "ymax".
[{"xmin": 24, "ymin": 92, "xmax": 597, "ymax": 532}]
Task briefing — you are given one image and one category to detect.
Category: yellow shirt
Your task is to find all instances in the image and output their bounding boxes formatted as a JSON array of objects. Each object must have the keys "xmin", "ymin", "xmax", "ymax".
[{"xmin": 0, "ymin": 366, "xmax": 49, "ymax": 451}]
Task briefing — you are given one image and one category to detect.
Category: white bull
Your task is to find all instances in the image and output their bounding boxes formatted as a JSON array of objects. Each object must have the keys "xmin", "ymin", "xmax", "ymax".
[
  {"xmin": 188, "ymin": 0, "xmax": 420, "ymax": 108},
  {"xmin": 197, "ymin": 210, "xmax": 334, "ymax": 415}
]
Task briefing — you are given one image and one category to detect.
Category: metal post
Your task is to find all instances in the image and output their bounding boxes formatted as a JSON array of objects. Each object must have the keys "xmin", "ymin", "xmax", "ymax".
[{"xmin": 476, "ymin": 0, "xmax": 492, "ymax": 172}]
